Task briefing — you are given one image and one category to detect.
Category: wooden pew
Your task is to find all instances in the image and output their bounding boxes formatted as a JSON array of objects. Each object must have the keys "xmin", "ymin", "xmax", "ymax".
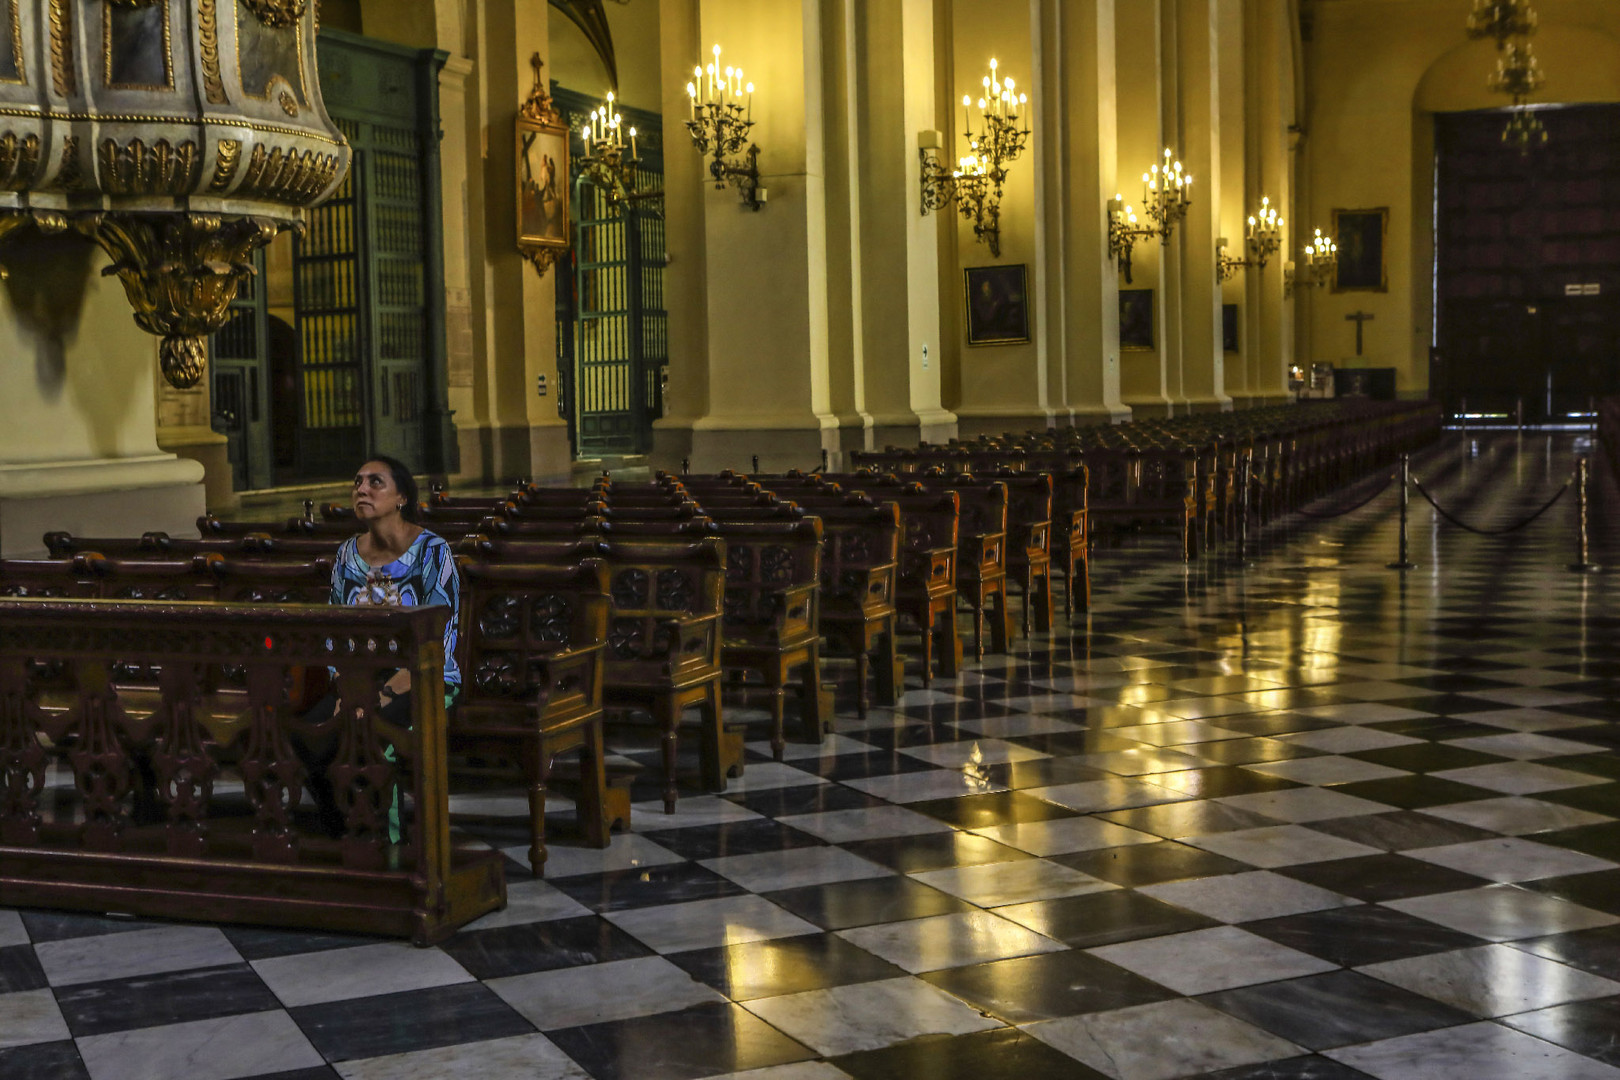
[
  {"xmin": 794, "ymin": 495, "xmax": 900, "ymax": 718},
  {"xmin": 914, "ymin": 476, "xmax": 1011, "ymax": 658},
  {"xmin": 453, "ymin": 558, "xmax": 614, "ymax": 874},
  {"xmin": 0, "ymin": 599, "xmax": 504, "ymax": 945},
  {"xmin": 708, "ymin": 516, "xmax": 828, "ymax": 754}
]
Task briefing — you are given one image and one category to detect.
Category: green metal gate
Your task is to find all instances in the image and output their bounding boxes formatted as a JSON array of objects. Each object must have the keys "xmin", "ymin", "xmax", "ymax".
[
  {"xmin": 209, "ymin": 30, "xmax": 451, "ymax": 485},
  {"xmin": 555, "ymin": 90, "xmax": 667, "ymax": 458}
]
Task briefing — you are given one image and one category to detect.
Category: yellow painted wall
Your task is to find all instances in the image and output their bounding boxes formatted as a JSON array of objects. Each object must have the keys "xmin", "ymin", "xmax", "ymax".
[{"xmin": 1302, "ymin": 0, "xmax": 1620, "ymax": 395}]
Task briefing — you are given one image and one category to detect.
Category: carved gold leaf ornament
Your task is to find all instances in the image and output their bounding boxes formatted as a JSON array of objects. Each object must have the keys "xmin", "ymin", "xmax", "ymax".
[
  {"xmin": 48, "ymin": 0, "xmax": 73, "ymax": 96},
  {"xmin": 81, "ymin": 213, "xmax": 286, "ymax": 389},
  {"xmin": 242, "ymin": 0, "xmax": 308, "ymax": 29},
  {"xmin": 0, "ymin": 132, "xmax": 41, "ymax": 190},
  {"xmin": 98, "ymin": 137, "xmax": 200, "ymax": 196},
  {"xmin": 198, "ymin": 0, "xmax": 226, "ymax": 104},
  {"xmin": 209, "ymin": 138, "xmax": 241, "ymax": 192}
]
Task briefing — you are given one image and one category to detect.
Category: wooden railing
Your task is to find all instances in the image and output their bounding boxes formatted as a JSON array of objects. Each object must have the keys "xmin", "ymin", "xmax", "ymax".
[{"xmin": 0, "ymin": 599, "xmax": 504, "ymax": 945}]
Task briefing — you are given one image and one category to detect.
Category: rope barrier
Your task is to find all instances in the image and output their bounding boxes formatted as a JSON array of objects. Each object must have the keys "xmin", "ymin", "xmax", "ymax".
[
  {"xmin": 1410, "ymin": 475, "xmax": 1570, "ymax": 535},
  {"xmin": 1293, "ymin": 471, "xmax": 1397, "ymax": 519}
]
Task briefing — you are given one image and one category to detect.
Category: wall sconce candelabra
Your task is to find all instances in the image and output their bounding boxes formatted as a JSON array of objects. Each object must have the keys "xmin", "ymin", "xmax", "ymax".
[
  {"xmin": 920, "ymin": 58, "xmax": 1031, "ymax": 258},
  {"xmin": 1217, "ymin": 196, "xmax": 1284, "ymax": 281},
  {"xmin": 578, "ymin": 91, "xmax": 645, "ymax": 207},
  {"xmin": 1284, "ymin": 229, "xmax": 1337, "ymax": 298},
  {"xmin": 1107, "ymin": 148, "xmax": 1193, "ymax": 281},
  {"xmin": 683, "ymin": 44, "xmax": 763, "ymax": 209}
]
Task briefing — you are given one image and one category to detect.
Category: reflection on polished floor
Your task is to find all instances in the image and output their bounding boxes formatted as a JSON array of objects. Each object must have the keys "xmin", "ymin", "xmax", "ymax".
[{"xmin": 6, "ymin": 433, "xmax": 1620, "ymax": 1080}]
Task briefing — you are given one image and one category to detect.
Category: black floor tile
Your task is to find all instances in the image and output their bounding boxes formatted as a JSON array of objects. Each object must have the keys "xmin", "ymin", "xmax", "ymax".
[
  {"xmin": 670, "ymin": 931, "xmax": 905, "ymax": 999},
  {"xmin": 1199, "ymin": 970, "xmax": 1473, "ymax": 1050},
  {"xmin": 1500, "ymin": 996, "xmax": 1620, "ymax": 1065},
  {"xmin": 1196, "ymin": 1057, "xmax": 1379, "ymax": 1079},
  {"xmin": 839, "ymin": 831, "xmax": 1035, "ymax": 874},
  {"xmin": 290, "ymin": 982, "xmax": 535, "ymax": 1063},
  {"xmin": 724, "ymin": 782, "xmax": 888, "ymax": 816},
  {"xmin": 1529, "ymin": 822, "xmax": 1620, "ymax": 861},
  {"xmin": 1143, "ymin": 767, "xmax": 1304, "ymax": 798},
  {"xmin": 1348, "ymin": 743, "xmax": 1509, "ymax": 774},
  {"xmin": 909, "ymin": 791, "xmax": 1081, "ymax": 829},
  {"xmin": 1326, "ymin": 775, "xmax": 1499, "ymax": 809},
  {"xmin": 1542, "ymin": 753, "xmax": 1620, "ymax": 782},
  {"xmin": 637, "ymin": 818, "xmax": 826, "ymax": 861},
  {"xmin": 1190, "ymin": 738, "xmax": 1328, "ymax": 765},
  {"xmin": 999, "ymin": 889, "xmax": 1221, "ymax": 948},
  {"xmin": 981, "ymin": 756, "xmax": 1113, "ymax": 789},
  {"xmin": 0, "ymin": 1042, "xmax": 91, "ymax": 1080},
  {"xmin": 1007, "ymin": 731, "xmax": 1148, "ymax": 755},
  {"xmin": 1367, "ymin": 717, "xmax": 1515, "ymax": 740},
  {"xmin": 831, "ymin": 1027, "xmax": 1111, "ymax": 1080},
  {"xmin": 1213, "ymin": 713, "xmax": 1346, "ymax": 737},
  {"xmin": 547, "ymin": 1001, "xmax": 814, "ymax": 1080},
  {"xmin": 1539, "ymin": 782, "xmax": 1620, "ymax": 816},
  {"xmin": 1518, "ymin": 869, "xmax": 1620, "ymax": 915},
  {"xmin": 1513, "ymin": 925, "xmax": 1620, "ymax": 980},
  {"xmin": 1305, "ymin": 810, "xmax": 1498, "ymax": 852},
  {"xmin": 1243, "ymin": 905, "xmax": 1486, "ymax": 967},
  {"xmin": 223, "ymin": 926, "xmax": 385, "ymax": 961},
  {"xmin": 921, "ymin": 948, "xmax": 1176, "ymax": 1022},
  {"xmin": 551, "ymin": 861, "xmax": 751, "ymax": 913},
  {"xmin": 1098, "ymin": 799, "xmax": 1283, "ymax": 838},
  {"xmin": 1276, "ymin": 854, "xmax": 1493, "ymax": 902},
  {"xmin": 0, "ymin": 943, "xmax": 46, "ymax": 994},
  {"xmin": 1054, "ymin": 840, "xmax": 1252, "ymax": 886},
  {"xmin": 764, "ymin": 874, "xmax": 977, "ymax": 929},
  {"xmin": 1392, "ymin": 674, "xmax": 1517, "ymax": 693},
  {"xmin": 436, "ymin": 915, "xmax": 652, "ymax": 979},
  {"xmin": 18, "ymin": 910, "xmax": 162, "ymax": 943},
  {"xmin": 54, "ymin": 963, "xmax": 281, "ymax": 1038}
]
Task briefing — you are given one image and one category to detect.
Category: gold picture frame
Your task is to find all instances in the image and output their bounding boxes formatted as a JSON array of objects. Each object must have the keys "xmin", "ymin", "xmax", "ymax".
[
  {"xmin": 516, "ymin": 54, "xmax": 570, "ymax": 277},
  {"xmin": 1331, "ymin": 207, "xmax": 1389, "ymax": 293},
  {"xmin": 964, "ymin": 264, "xmax": 1031, "ymax": 346}
]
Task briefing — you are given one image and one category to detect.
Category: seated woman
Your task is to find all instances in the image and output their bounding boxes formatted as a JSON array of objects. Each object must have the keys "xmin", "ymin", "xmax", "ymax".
[{"xmin": 301, "ymin": 455, "xmax": 461, "ymax": 841}]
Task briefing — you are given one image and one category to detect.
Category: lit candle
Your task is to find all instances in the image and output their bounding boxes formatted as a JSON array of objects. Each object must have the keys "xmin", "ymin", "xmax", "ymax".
[
  {"xmin": 746, "ymin": 81, "xmax": 754, "ymax": 122},
  {"xmin": 687, "ymin": 81, "xmax": 696, "ymax": 120},
  {"xmin": 962, "ymin": 94, "xmax": 971, "ymax": 131},
  {"xmin": 629, "ymin": 126, "xmax": 638, "ymax": 160}
]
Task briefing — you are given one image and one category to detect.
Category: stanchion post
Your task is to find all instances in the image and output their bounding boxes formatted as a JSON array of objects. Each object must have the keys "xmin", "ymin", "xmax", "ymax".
[
  {"xmin": 752, "ymin": 454, "xmax": 760, "ymax": 474},
  {"xmin": 1570, "ymin": 455, "xmax": 1601, "ymax": 574},
  {"xmin": 1516, "ymin": 397, "xmax": 1524, "ymax": 433},
  {"xmin": 681, "ymin": 457, "xmax": 690, "ymax": 475},
  {"xmin": 302, "ymin": 498, "xmax": 314, "ymax": 524},
  {"xmin": 1460, "ymin": 397, "xmax": 1467, "ymax": 436},
  {"xmin": 1387, "ymin": 453, "xmax": 1415, "ymax": 570}
]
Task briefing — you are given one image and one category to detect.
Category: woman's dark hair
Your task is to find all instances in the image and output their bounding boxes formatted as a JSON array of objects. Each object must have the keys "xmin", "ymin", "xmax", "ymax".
[{"xmin": 366, "ymin": 454, "xmax": 421, "ymax": 523}]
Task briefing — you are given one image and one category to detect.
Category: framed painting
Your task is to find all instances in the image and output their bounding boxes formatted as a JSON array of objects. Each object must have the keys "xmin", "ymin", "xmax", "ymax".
[
  {"xmin": 1332, "ymin": 207, "xmax": 1388, "ymax": 293},
  {"xmin": 1222, "ymin": 303, "xmax": 1239, "ymax": 352},
  {"xmin": 1119, "ymin": 288, "xmax": 1154, "ymax": 351},
  {"xmin": 964, "ymin": 264, "xmax": 1031, "ymax": 346},
  {"xmin": 518, "ymin": 112, "xmax": 569, "ymax": 252}
]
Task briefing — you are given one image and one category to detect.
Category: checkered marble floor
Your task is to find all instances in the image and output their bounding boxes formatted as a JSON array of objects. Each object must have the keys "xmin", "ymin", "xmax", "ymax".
[{"xmin": 8, "ymin": 432, "xmax": 1620, "ymax": 1080}]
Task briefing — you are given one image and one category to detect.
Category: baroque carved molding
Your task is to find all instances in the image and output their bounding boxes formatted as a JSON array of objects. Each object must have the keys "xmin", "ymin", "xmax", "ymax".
[
  {"xmin": 0, "ymin": 132, "xmax": 41, "ymax": 190},
  {"xmin": 79, "ymin": 212, "xmax": 285, "ymax": 388},
  {"xmin": 98, "ymin": 137, "xmax": 200, "ymax": 196},
  {"xmin": 242, "ymin": 0, "xmax": 307, "ymax": 29},
  {"xmin": 237, "ymin": 143, "xmax": 340, "ymax": 203},
  {"xmin": 209, "ymin": 138, "xmax": 241, "ymax": 192},
  {"xmin": 48, "ymin": 0, "xmax": 73, "ymax": 96},
  {"xmin": 198, "ymin": 0, "xmax": 226, "ymax": 104}
]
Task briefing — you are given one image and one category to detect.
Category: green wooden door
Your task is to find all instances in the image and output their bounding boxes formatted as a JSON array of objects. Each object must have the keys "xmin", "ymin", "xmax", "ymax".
[{"xmin": 210, "ymin": 251, "xmax": 274, "ymax": 491}]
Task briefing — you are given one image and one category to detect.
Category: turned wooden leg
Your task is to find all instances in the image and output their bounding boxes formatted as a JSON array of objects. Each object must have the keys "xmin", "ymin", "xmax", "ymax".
[
  {"xmin": 798, "ymin": 646, "xmax": 826, "ymax": 742},
  {"xmin": 990, "ymin": 588, "xmax": 1010, "ymax": 654},
  {"xmin": 1036, "ymin": 569, "xmax": 1053, "ymax": 633},
  {"xmin": 527, "ymin": 741, "xmax": 552, "ymax": 875},
  {"xmin": 874, "ymin": 625, "xmax": 899, "ymax": 707},
  {"xmin": 768, "ymin": 681, "xmax": 786, "ymax": 763},
  {"xmin": 855, "ymin": 650, "xmax": 870, "ymax": 719},
  {"xmin": 1019, "ymin": 569, "xmax": 1033, "ymax": 637},
  {"xmin": 699, "ymin": 684, "xmax": 728, "ymax": 792},
  {"xmin": 972, "ymin": 597, "xmax": 986, "ymax": 661},
  {"xmin": 936, "ymin": 609, "xmax": 962, "ymax": 678},
  {"xmin": 579, "ymin": 720, "xmax": 611, "ymax": 849},
  {"xmin": 919, "ymin": 611, "xmax": 934, "ymax": 688},
  {"xmin": 658, "ymin": 697, "xmax": 680, "ymax": 814}
]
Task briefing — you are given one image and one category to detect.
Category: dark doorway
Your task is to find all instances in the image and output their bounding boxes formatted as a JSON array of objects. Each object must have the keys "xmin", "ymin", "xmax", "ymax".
[{"xmin": 1434, "ymin": 105, "xmax": 1620, "ymax": 422}]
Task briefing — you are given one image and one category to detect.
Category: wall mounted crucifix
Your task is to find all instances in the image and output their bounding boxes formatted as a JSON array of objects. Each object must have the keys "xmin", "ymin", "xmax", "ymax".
[{"xmin": 1345, "ymin": 310, "xmax": 1375, "ymax": 356}]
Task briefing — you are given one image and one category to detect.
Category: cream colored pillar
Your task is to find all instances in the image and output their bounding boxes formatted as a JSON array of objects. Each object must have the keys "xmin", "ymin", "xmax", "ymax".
[
  {"xmin": 1216, "ymin": 0, "xmax": 1250, "ymax": 403},
  {"xmin": 1038, "ymin": 0, "xmax": 1128, "ymax": 424},
  {"xmin": 665, "ymin": 0, "xmax": 838, "ymax": 473},
  {"xmin": 652, "ymin": 0, "xmax": 710, "ymax": 469},
  {"xmin": 1177, "ymin": 0, "xmax": 1232, "ymax": 411},
  {"xmin": 855, "ymin": 0, "xmax": 956, "ymax": 450},
  {"xmin": 0, "ymin": 233, "xmax": 206, "ymax": 555},
  {"xmin": 943, "ymin": 0, "xmax": 1054, "ymax": 439},
  {"xmin": 1242, "ymin": 0, "xmax": 1291, "ymax": 405},
  {"xmin": 470, "ymin": 0, "xmax": 570, "ymax": 482},
  {"xmin": 1114, "ymin": 0, "xmax": 1173, "ymax": 416}
]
